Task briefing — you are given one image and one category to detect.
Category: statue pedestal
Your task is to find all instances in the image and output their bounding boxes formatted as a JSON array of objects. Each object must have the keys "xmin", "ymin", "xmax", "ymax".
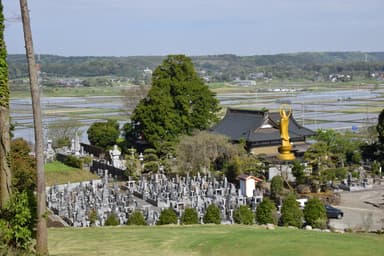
[{"xmin": 278, "ymin": 145, "xmax": 295, "ymax": 161}]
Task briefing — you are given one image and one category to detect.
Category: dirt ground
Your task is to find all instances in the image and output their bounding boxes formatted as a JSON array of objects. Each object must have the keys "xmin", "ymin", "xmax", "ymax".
[{"xmin": 329, "ymin": 183, "xmax": 384, "ymax": 231}]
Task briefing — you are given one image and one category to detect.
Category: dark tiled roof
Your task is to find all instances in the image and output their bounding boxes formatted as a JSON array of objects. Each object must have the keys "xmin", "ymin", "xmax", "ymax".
[{"xmin": 211, "ymin": 108, "xmax": 315, "ymax": 146}]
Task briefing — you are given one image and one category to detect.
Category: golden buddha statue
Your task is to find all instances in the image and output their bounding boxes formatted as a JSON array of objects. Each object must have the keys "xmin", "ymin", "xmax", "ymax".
[{"xmin": 278, "ymin": 104, "xmax": 295, "ymax": 161}]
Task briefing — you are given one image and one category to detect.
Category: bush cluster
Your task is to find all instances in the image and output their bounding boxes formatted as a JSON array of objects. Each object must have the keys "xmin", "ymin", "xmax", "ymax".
[
  {"xmin": 203, "ymin": 204, "xmax": 221, "ymax": 224},
  {"xmin": 181, "ymin": 208, "xmax": 199, "ymax": 225},
  {"xmin": 303, "ymin": 198, "xmax": 327, "ymax": 229},
  {"xmin": 64, "ymin": 155, "xmax": 83, "ymax": 169},
  {"xmin": 233, "ymin": 205, "xmax": 254, "ymax": 225},
  {"xmin": 255, "ymin": 198, "xmax": 278, "ymax": 225},
  {"xmin": 105, "ymin": 213, "xmax": 119, "ymax": 226},
  {"xmin": 280, "ymin": 194, "xmax": 303, "ymax": 228},
  {"xmin": 157, "ymin": 208, "xmax": 178, "ymax": 225},
  {"xmin": 127, "ymin": 211, "xmax": 147, "ymax": 226}
]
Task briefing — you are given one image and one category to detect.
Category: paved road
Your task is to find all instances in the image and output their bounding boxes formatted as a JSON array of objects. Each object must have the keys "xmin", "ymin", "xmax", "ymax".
[{"xmin": 329, "ymin": 185, "xmax": 384, "ymax": 231}]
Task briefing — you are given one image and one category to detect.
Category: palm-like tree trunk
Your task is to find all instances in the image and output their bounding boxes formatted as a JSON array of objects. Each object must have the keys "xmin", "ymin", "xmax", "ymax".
[
  {"xmin": 19, "ymin": 0, "xmax": 48, "ymax": 254},
  {"xmin": 0, "ymin": 0, "xmax": 12, "ymax": 209}
]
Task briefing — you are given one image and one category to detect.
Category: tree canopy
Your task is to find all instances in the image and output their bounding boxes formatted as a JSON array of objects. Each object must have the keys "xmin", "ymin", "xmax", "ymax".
[
  {"xmin": 129, "ymin": 55, "xmax": 220, "ymax": 149},
  {"xmin": 87, "ymin": 119, "xmax": 120, "ymax": 149},
  {"xmin": 176, "ymin": 131, "xmax": 240, "ymax": 174}
]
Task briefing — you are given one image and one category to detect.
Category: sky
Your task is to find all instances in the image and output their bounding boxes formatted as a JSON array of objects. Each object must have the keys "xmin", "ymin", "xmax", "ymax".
[{"xmin": 3, "ymin": 0, "xmax": 384, "ymax": 56}]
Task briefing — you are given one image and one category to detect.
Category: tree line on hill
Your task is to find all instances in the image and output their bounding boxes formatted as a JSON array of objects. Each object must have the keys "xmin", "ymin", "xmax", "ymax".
[{"xmin": 7, "ymin": 52, "xmax": 384, "ymax": 82}]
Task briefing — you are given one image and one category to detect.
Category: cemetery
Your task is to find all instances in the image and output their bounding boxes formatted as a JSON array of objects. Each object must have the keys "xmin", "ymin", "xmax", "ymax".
[
  {"xmin": 43, "ymin": 104, "xmax": 379, "ymax": 228},
  {"xmin": 46, "ymin": 167, "xmax": 263, "ymax": 227}
]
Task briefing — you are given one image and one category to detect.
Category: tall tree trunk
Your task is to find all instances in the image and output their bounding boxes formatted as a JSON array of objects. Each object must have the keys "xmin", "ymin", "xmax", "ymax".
[
  {"xmin": 0, "ymin": 0, "xmax": 12, "ymax": 209},
  {"xmin": 19, "ymin": 0, "xmax": 48, "ymax": 254}
]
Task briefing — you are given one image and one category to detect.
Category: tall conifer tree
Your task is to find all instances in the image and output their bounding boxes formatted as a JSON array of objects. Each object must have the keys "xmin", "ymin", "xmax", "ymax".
[{"xmin": 131, "ymin": 55, "xmax": 220, "ymax": 149}]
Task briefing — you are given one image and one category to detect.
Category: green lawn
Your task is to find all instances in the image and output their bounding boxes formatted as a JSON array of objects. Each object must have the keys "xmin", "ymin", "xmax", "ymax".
[
  {"xmin": 45, "ymin": 161, "xmax": 99, "ymax": 186},
  {"xmin": 48, "ymin": 225, "xmax": 384, "ymax": 256}
]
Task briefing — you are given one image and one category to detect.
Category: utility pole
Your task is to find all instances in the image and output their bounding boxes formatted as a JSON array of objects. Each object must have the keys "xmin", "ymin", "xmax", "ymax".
[{"xmin": 19, "ymin": 0, "xmax": 48, "ymax": 254}]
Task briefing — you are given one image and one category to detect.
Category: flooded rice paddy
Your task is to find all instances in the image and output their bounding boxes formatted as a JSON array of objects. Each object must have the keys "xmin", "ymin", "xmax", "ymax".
[{"xmin": 10, "ymin": 85, "xmax": 384, "ymax": 143}]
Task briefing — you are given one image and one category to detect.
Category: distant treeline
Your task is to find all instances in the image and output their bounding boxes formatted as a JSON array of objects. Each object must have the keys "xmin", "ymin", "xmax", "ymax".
[{"xmin": 7, "ymin": 52, "xmax": 384, "ymax": 82}]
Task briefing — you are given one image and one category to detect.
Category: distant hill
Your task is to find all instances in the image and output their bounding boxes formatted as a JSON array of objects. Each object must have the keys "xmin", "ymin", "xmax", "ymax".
[{"xmin": 7, "ymin": 52, "xmax": 384, "ymax": 81}]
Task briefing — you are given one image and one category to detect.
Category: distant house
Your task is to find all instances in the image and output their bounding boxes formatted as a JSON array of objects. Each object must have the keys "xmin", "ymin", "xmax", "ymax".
[{"xmin": 211, "ymin": 108, "xmax": 315, "ymax": 157}]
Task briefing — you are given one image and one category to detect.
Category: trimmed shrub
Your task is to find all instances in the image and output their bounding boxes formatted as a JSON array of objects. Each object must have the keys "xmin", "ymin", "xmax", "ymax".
[
  {"xmin": 88, "ymin": 209, "xmax": 98, "ymax": 225},
  {"xmin": 280, "ymin": 193, "xmax": 303, "ymax": 228},
  {"xmin": 157, "ymin": 208, "xmax": 178, "ymax": 225},
  {"xmin": 203, "ymin": 204, "xmax": 221, "ymax": 224},
  {"xmin": 64, "ymin": 155, "xmax": 83, "ymax": 169},
  {"xmin": 256, "ymin": 198, "xmax": 278, "ymax": 225},
  {"xmin": 233, "ymin": 205, "xmax": 254, "ymax": 225},
  {"xmin": 181, "ymin": 208, "xmax": 199, "ymax": 225},
  {"xmin": 270, "ymin": 175, "xmax": 284, "ymax": 199},
  {"xmin": 127, "ymin": 211, "xmax": 147, "ymax": 226},
  {"xmin": 303, "ymin": 198, "xmax": 327, "ymax": 229},
  {"xmin": 105, "ymin": 213, "xmax": 119, "ymax": 226}
]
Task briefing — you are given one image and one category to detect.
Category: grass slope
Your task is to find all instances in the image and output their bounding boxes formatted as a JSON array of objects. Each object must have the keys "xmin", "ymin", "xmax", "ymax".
[
  {"xmin": 48, "ymin": 225, "xmax": 384, "ymax": 256},
  {"xmin": 45, "ymin": 161, "xmax": 99, "ymax": 186}
]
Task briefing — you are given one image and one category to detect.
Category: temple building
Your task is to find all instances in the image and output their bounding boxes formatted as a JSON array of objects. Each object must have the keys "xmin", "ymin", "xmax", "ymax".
[{"xmin": 211, "ymin": 108, "xmax": 315, "ymax": 157}]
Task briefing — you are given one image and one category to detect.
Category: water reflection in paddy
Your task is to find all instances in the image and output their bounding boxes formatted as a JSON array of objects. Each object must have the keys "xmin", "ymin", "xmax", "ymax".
[{"xmin": 10, "ymin": 87, "xmax": 384, "ymax": 143}]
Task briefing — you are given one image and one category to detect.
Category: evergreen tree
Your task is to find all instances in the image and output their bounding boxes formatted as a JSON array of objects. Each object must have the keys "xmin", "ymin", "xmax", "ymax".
[
  {"xmin": 280, "ymin": 193, "xmax": 303, "ymax": 228},
  {"xmin": 291, "ymin": 160, "xmax": 306, "ymax": 184},
  {"xmin": 104, "ymin": 213, "xmax": 119, "ymax": 226},
  {"xmin": 130, "ymin": 55, "xmax": 220, "ymax": 149},
  {"xmin": 270, "ymin": 175, "xmax": 284, "ymax": 199},
  {"xmin": 233, "ymin": 205, "xmax": 254, "ymax": 225},
  {"xmin": 255, "ymin": 198, "xmax": 278, "ymax": 225},
  {"xmin": 87, "ymin": 119, "xmax": 120, "ymax": 149},
  {"xmin": 303, "ymin": 198, "xmax": 327, "ymax": 229},
  {"xmin": 203, "ymin": 204, "xmax": 221, "ymax": 224},
  {"xmin": 127, "ymin": 211, "xmax": 146, "ymax": 226},
  {"xmin": 157, "ymin": 208, "xmax": 178, "ymax": 225},
  {"xmin": 181, "ymin": 208, "xmax": 199, "ymax": 225}
]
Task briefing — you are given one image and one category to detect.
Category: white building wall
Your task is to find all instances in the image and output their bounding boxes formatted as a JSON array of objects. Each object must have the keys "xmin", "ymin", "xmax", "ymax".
[{"xmin": 245, "ymin": 179, "xmax": 255, "ymax": 197}]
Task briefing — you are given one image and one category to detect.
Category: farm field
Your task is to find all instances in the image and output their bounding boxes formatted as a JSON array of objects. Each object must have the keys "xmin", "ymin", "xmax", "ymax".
[
  {"xmin": 48, "ymin": 225, "xmax": 384, "ymax": 256},
  {"xmin": 9, "ymin": 82, "xmax": 384, "ymax": 143}
]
